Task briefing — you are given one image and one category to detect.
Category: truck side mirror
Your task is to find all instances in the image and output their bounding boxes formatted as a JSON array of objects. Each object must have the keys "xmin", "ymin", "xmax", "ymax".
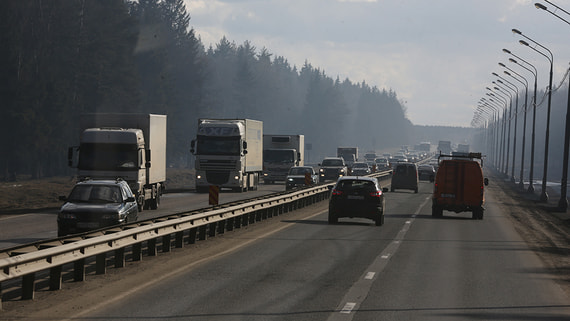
[
  {"xmin": 190, "ymin": 140, "xmax": 195, "ymax": 154},
  {"xmin": 243, "ymin": 141, "xmax": 248, "ymax": 150},
  {"xmin": 484, "ymin": 178, "xmax": 489, "ymax": 186},
  {"xmin": 145, "ymin": 150, "xmax": 151, "ymax": 168}
]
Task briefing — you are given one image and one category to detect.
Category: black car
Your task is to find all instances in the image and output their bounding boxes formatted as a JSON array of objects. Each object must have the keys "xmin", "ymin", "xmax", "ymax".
[
  {"xmin": 58, "ymin": 179, "xmax": 139, "ymax": 236},
  {"xmin": 285, "ymin": 166, "xmax": 319, "ymax": 190},
  {"xmin": 319, "ymin": 157, "xmax": 348, "ymax": 181},
  {"xmin": 328, "ymin": 176, "xmax": 388, "ymax": 226},
  {"xmin": 350, "ymin": 162, "xmax": 371, "ymax": 176}
]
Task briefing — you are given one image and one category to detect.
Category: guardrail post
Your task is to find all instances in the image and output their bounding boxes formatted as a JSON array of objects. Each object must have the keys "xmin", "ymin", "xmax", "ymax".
[
  {"xmin": 96, "ymin": 253, "xmax": 106, "ymax": 274},
  {"xmin": 198, "ymin": 225, "xmax": 207, "ymax": 241},
  {"xmin": 227, "ymin": 217, "xmax": 235, "ymax": 231},
  {"xmin": 115, "ymin": 248, "xmax": 125, "ymax": 268},
  {"xmin": 175, "ymin": 231, "xmax": 184, "ymax": 248},
  {"xmin": 208, "ymin": 223, "xmax": 216, "ymax": 237},
  {"xmin": 162, "ymin": 234, "xmax": 171, "ymax": 253},
  {"xmin": 217, "ymin": 220, "xmax": 226, "ymax": 234},
  {"xmin": 148, "ymin": 238, "xmax": 157, "ymax": 256},
  {"xmin": 22, "ymin": 273, "xmax": 35, "ymax": 300},
  {"xmin": 74, "ymin": 259, "xmax": 85, "ymax": 282},
  {"xmin": 49, "ymin": 265, "xmax": 63, "ymax": 290},
  {"xmin": 188, "ymin": 227, "xmax": 197, "ymax": 244},
  {"xmin": 133, "ymin": 243, "xmax": 142, "ymax": 261}
]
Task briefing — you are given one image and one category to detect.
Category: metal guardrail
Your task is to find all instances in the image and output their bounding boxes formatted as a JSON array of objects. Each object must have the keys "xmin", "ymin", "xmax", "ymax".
[
  {"xmin": 0, "ymin": 169, "xmax": 399, "ymax": 306},
  {"xmin": 0, "ymin": 183, "xmax": 334, "ymax": 306}
]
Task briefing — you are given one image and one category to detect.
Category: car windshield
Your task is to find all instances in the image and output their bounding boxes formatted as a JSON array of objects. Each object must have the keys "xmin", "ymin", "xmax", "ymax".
[
  {"xmin": 289, "ymin": 167, "xmax": 312, "ymax": 175},
  {"xmin": 322, "ymin": 159, "xmax": 343, "ymax": 166},
  {"xmin": 336, "ymin": 180, "xmax": 376, "ymax": 192},
  {"xmin": 68, "ymin": 185, "xmax": 122, "ymax": 203}
]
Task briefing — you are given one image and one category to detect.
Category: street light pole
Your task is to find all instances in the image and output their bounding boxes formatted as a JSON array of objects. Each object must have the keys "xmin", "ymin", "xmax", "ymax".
[
  {"xmin": 496, "ymin": 72, "xmax": 520, "ymax": 183},
  {"xmin": 535, "ymin": 1, "xmax": 570, "ymax": 211},
  {"xmin": 514, "ymin": 29, "xmax": 554, "ymax": 202},
  {"xmin": 503, "ymin": 68, "xmax": 529, "ymax": 190},
  {"xmin": 493, "ymin": 83, "xmax": 514, "ymax": 177},
  {"xmin": 503, "ymin": 49, "xmax": 538, "ymax": 193},
  {"xmin": 491, "ymin": 89, "xmax": 510, "ymax": 176}
]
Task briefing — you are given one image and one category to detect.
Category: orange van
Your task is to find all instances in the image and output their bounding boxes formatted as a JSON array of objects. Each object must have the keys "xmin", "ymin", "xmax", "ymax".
[{"xmin": 432, "ymin": 152, "xmax": 488, "ymax": 219}]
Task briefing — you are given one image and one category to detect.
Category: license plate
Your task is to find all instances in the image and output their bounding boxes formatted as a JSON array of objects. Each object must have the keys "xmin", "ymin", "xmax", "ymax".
[
  {"xmin": 347, "ymin": 195, "xmax": 364, "ymax": 200},
  {"xmin": 77, "ymin": 222, "xmax": 100, "ymax": 229},
  {"xmin": 441, "ymin": 193, "xmax": 456, "ymax": 198}
]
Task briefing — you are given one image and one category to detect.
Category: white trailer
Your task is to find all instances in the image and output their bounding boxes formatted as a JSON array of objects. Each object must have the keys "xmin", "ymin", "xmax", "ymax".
[
  {"xmin": 191, "ymin": 119, "xmax": 263, "ymax": 192},
  {"xmin": 262, "ymin": 135, "xmax": 305, "ymax": 184},
  {"xmin": 68, "ymin": 113, "xmax": 167, "ymax": 211}
]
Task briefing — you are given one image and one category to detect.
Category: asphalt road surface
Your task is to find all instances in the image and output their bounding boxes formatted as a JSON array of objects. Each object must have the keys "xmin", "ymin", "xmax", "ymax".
[{"xmin": 4, "ymin": 178, "xmax": 569, "ymax": 320}]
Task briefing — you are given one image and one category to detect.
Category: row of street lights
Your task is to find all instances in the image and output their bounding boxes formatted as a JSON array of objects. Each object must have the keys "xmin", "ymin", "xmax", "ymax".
[{"xmin": 472, "ymin": 1, "xmax": 570, "ymax": 211}]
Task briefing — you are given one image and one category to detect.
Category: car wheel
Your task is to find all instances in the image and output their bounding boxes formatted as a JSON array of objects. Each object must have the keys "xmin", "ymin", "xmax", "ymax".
[
  {"xmin": 375, "ymin": 212, "xmax": 384, "ymax": 226},
  {"xmin": 328, "ymin": 211, "xmax": 338, "ymax": 224}
]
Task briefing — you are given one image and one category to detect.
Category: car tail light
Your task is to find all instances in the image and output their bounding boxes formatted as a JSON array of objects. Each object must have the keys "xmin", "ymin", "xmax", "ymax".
[
  {"xmin": 434, "ymin": 183, "xmax": 438, "ymax": 193},
  {"xmin": 332, "ymin": 189, "xmax": 343, "ymax": 196},
  {"xmin": 370, "ymin": 190, "xmax": 382, "ymax": 197}
]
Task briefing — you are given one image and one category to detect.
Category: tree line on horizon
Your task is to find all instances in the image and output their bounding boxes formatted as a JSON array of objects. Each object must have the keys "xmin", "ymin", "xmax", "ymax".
[{"xmin": 0, "ymin": 0, "xmax": 413, "ymax": 180}]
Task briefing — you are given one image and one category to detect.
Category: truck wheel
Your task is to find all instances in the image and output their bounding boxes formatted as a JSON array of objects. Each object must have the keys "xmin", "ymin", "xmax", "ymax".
[
  {"xmin": 414, "ymin": 187, "xmax": 418, "ymax": 193},
  {"xmin": 473, "ymin": 208, "xmax": 484, "ymax": 220},
  {"xmin": 432, "ymin": 205, "xmax": 443, "ymax": 218}
]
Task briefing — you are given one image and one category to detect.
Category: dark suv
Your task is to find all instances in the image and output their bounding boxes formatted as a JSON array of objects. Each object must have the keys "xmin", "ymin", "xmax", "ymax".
[
  {"xmin": 58, "ymin": 179, "xmax": 139, "ymax": 236},
  {"xmin": 328, "ymin": 176, "xmax": 388, "ymax": 226},
  {"xmin": 318, "ymin": 157, "xmax": 348, "ymax": 181}
]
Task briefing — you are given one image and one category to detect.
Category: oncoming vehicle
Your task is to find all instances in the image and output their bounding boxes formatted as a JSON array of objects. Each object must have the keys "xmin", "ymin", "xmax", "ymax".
[
  {"xmin": 432, "ymin": 152, "xmax": 488, "ymax": 219},
  {"xmin": 350, "ymin": 162, "xmax": 371, "ymax": 176},
  {"xmin": 391, "ymin": 162, "xmax": 419, "ymax": 193},
  {"xmin": 374, "ymin": 157, "xmax": 390, "ymax": 171},
  {"xmin": 328, "ymin": 176, "xmax": 388, "ymax": 226},
  {"xmin": 58, "ymin": 179, "xmax": 139, "ymax": 236},
  {"xmin": 285, "ymin": 166, "xmax": 318, "ymax": 190},
  {"xmin": 318, "ymin": 157, "xmax": 348, "ymax": 181}
]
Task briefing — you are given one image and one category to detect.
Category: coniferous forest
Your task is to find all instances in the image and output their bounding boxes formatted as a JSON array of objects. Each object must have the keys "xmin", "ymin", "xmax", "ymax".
[{"xmin": 0, "ymin": 0, "xmax": 413, "ymax": 179}]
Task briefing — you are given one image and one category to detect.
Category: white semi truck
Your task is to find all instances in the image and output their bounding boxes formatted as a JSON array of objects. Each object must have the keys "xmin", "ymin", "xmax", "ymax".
[
  {"xmin": 191, "ymin": 119, "xmax": 263, "ymax": 193},
  {"xmin": 68, "ymin": 113, "xmax": 167, "ymax": 211},
  {"xmin": 263, "ymin": 134, "xmax": 305, "ymax": 184}
]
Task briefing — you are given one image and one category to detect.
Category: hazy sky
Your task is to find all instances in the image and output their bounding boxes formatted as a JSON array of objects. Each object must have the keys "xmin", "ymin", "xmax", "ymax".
[{"xmin": 184, "ymin": 0, "xmax": 570, "ymax": 127}]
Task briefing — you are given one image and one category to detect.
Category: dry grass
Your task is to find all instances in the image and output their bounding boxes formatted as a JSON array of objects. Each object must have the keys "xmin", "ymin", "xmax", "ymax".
[{"xmin": 0, "ymin": 168, "xmax": 195, "ymax": 213}]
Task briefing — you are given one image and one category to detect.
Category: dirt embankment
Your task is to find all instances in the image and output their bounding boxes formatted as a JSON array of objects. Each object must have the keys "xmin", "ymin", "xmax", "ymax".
[
  {"xmin": 486, "ymin": 170, "xmax": 570, "ymax": 297},
  {"xmin": 0, "ymin": 168, "xmax": 195, "ymax": 214}
]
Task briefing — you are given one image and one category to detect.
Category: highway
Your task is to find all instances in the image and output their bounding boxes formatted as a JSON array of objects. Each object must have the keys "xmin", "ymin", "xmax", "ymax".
[{"xmin": 4, "ymin": 176, "xmax": 569, "ymax": 320}]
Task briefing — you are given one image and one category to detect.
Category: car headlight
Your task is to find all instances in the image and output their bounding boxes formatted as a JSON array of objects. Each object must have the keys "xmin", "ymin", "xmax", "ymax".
[
  {"xmin": 339, "ymin": 169, "xmax": 345, "ymax": 173},
  {"xmin": 319, "ymin": 168, "xmax": 324, "ymax": 173},
  {"xmin": 287, "ymin": 178, "xmax": 294, "ymax": 182},
  {"xmin": 59, "ymin": 213, "xmax": 76, "ymax": 219}
]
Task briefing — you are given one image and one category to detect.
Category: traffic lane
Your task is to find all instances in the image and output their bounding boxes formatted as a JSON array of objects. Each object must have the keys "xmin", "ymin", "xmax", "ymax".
[
  {"xmin": 0, "ymin": 184, "xmax": 287, "ymax": 249},
  {"xmin": 67, "ymin": 182, "xmax": 428, "ymax": 320},
  {"xmin": 355, "ymin": 183, "xmax": 570, "ymax": 320}
]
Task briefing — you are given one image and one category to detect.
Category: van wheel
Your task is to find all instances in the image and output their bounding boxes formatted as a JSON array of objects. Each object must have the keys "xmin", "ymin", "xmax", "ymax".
[
  {"xmin": 432, "ymin": 205, "xmax": 443, "ymax": 218},
  {"xmin": 473, "ymin": 208, "xmax": 484, "ymax": 220}
]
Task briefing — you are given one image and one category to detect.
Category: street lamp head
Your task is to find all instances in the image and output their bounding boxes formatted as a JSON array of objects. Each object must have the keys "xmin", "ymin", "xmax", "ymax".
[
  {"xmin": 512, "ymin": 28, "xmax": 522, "ymax": 35},
  {"xmin": 498, "ymin": 62, "xmax": 506, "ymax": 68},
  {"xmin": 535, "ymin": 3, "xmax": 547, "ymax": 10},
  {"xmin": 509, "ymin": 58, "xmax": 517, "ymax": 64},
  {"xmin": 503, "ymin": 48, "xmax": 512, "ymax": 54},
  {"xmin": 497, "ymin": 79, "xmax": 504, "ymax": 84},
  {"xmin": 504, "ymin": 71, "xmax": 512, "ymax": 76},
  {"xmin": 492, "ymin": 72, "xmax": 499, "ymax": 77},
  {"xmin": 519, "ymin": 40, "xmax": 530, "ymax": 46}
]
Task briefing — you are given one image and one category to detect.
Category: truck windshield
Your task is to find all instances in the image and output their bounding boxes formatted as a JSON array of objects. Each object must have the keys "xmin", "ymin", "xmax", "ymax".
[
  {"xmin": 78, "ymin": 143, "xmax": 138, "ymax": 171},
  {"xmin": 264, "ymin": 150, "xmax": 294, "ymax": 163},
  {"xmin": 196, "ymin": 135, "xmax": 240, "ymax": 155}
]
